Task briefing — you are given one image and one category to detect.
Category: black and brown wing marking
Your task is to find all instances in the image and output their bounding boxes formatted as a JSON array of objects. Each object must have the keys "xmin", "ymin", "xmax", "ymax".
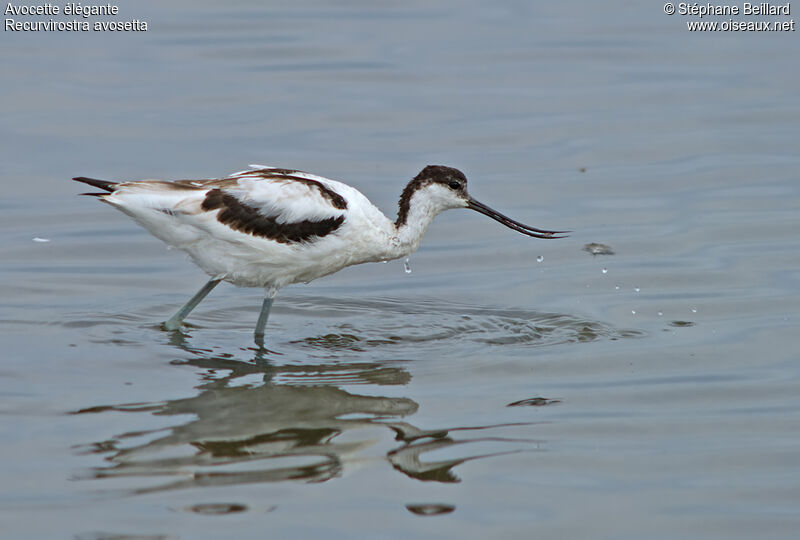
[{"xmin": 201, "ymin": 188, "xmax": 345, "ymax": 244}]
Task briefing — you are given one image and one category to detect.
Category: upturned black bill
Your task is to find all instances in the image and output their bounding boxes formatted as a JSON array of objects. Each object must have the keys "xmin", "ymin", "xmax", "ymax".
[{"xmin": 467, "ymin": 198, "xmax": 569, "ymax": 239}]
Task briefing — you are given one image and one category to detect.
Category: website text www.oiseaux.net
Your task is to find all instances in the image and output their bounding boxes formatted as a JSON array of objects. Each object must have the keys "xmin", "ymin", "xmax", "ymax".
[{"xmin": 686, "ymin": 18, "xmax": 794, "ymax": 30}]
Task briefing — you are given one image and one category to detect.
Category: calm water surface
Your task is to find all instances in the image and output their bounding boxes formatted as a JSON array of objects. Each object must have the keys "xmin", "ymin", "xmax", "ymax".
[{"xmin": 2, "ymin": 1, "xmax": 799, "ymax": 538}]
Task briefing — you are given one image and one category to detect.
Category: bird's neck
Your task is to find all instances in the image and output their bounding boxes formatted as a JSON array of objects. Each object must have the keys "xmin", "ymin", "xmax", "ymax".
[{"xmin": 391, "ymin": 193, "xmax": 441, "ymax": 257}]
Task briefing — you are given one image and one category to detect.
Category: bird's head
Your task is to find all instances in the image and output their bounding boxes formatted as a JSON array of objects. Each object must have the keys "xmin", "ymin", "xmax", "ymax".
[{"xmin": 396, "ymin": 165, "xmax": 568, "ymax": 239}]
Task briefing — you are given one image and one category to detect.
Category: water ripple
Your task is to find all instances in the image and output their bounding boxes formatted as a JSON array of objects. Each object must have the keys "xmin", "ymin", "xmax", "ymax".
[
  {"xmin": 286, "ymin": 296, "xmax": 644, "ymax": 353},
  {"xmin": 52, "ymin": 294, "xmax": 643, "ymax": 356}
]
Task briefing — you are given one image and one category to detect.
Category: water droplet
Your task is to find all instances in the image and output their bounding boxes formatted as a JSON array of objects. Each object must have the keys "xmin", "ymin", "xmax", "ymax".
[
  {"xmin": 615, "ymin": 285, "xmax": 620, "ymax": 290},
  {"xmin": 691, "ymin": 307, "xmax": 697, "ymax": 313},
  {"xmin": 634, "ymin": 287, "xmax": 640, "ymax": 292},
  {"xmin": 536, "ymin": 255, "xmax": 544, "ymax": 263},
  {"xmin": 631, "ymin": 310, "xmax": 636, "ymax": 315},
  {"xmin": 601, "ymin": 267, "xmax": 608, "ymax": 274},
  {"xmin": 403, "ymin": 258, "xmax": 412, "ymax": 274},
  {"xmin": 658, "ymin": 311, "xmax": 663, "ymax": 316}
]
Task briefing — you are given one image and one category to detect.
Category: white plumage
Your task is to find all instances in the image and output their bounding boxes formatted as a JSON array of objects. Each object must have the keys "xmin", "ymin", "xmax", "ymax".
[
  {"xmin": 75, "ymin": 164, "xmax": 566, "ymax": 342},
  {"xmin": 102, "ymin": 167, "xmax": 392, "ymax": 288}
]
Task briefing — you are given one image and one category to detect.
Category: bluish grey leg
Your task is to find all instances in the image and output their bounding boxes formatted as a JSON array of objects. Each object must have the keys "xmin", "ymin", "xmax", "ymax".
[
  {"xmin": 254, "ymin": 289, "xmax": 277, "ymax": 345},
  {"xmin": 254, "ymin": 296, "xmax": 273, "ymax": 339},
  {"xmin": 164, "ymin": 278, "xmax": 221, "ymax": 331}
]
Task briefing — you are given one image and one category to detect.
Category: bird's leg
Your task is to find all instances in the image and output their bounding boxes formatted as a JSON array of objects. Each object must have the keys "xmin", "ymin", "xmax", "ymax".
[
  {"xmin": 254, "ymin": 288, "xmax": 277, "ymax": 345},
  {"xmin": 164, "ymin": 278, "xmax": 222, "ymax": 331}
]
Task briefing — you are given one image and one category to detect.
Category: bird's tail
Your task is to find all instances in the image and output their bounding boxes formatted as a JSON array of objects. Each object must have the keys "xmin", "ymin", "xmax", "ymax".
[{"xmin": 73, "ymin": 176, "xmax": 118, "ymax": 196}]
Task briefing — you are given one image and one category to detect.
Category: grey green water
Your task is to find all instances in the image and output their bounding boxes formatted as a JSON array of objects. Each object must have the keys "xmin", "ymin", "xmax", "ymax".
[{"xmin": 2, "ymin": 1, "xmax": 799, "ymax": 538}]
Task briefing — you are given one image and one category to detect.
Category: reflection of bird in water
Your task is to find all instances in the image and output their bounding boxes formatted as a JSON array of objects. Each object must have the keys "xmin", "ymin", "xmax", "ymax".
[
  {"xmin": 71, "ymin": 350, "xmax": 542, "ymax": 493},
  {"xmin": 388, "ymin": 421, "xmax": 539, "ymax": 483},
  {"xmin": 75, "ymin": 165, "xmax": 567, "ymax": 341},
  {"xmin": 75, "ymin": 381, "xmax": 420, "ymax": 492}
]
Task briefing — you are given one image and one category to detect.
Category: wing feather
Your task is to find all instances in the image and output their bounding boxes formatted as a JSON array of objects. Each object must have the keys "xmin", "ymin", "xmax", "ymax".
[
  {"xmin": 98, "ymin": 165, "xmax": 352, "ymax": 246},
  {"xmin": 200, "ymin": 187, "xmax": 344, "ymax": 244},
  {"xmin": 201, "ymin": 167, "xmax": 351, "ymax": 243}
]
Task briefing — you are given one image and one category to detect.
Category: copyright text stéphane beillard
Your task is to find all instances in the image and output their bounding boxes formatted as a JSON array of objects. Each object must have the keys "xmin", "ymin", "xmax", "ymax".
[
  {"xmin": 5, "ymin": 2, "xmax": 148, "ymax": 32},
  {"xmin": 670, "ymin": 2, "xmax": 791, "ymax": 16}
]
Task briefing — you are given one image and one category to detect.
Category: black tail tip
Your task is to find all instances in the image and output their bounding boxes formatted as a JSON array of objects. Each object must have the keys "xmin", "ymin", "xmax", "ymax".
[{"xmin": 73, "ymin": 176, "xmax": 118, "ymax": 193}]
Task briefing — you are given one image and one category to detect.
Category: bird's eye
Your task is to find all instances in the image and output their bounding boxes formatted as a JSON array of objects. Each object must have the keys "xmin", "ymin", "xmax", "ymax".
[{"xmin": 448, "ymin": 180, "xmax": 461, "ymax": 190}]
